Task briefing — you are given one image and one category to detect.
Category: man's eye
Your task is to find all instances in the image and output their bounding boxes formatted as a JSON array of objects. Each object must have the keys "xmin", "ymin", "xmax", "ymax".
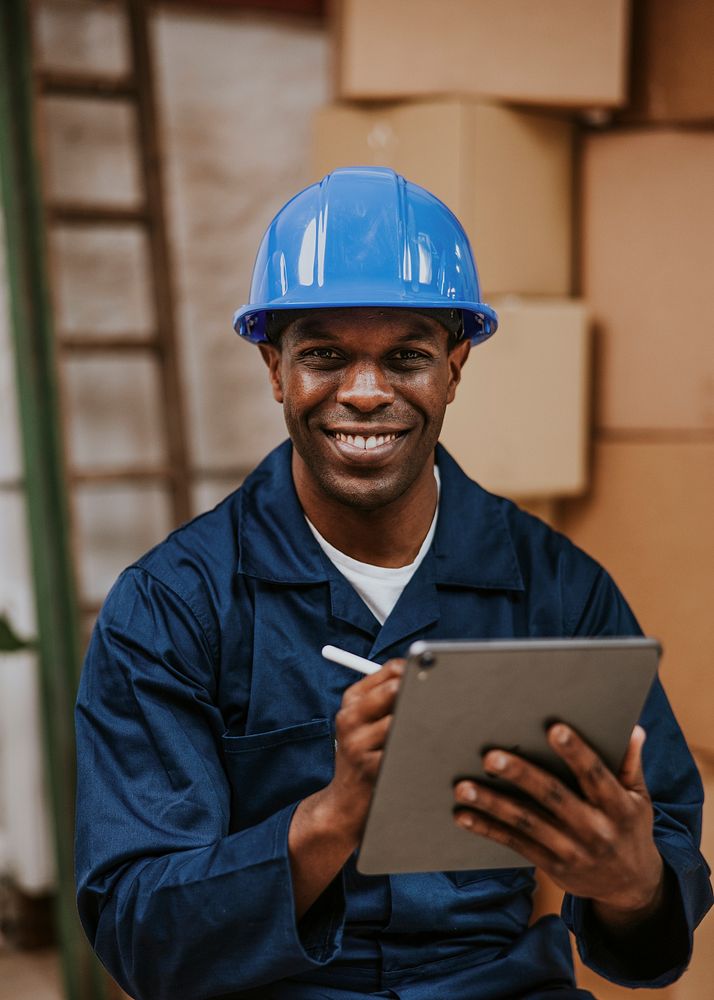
[
  {"xmin": 393, "ymin": 349, "xmax": 426, "ymax": 361},
  {"xmin": 303, "ymin": 348, "xmax": 340, "ymax": 359}
]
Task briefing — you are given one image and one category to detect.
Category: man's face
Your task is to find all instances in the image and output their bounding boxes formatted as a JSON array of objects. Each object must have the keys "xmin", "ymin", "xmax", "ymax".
[{"xmin": 259, "ymin": 308, "xmax": 470, "ymax": 512}]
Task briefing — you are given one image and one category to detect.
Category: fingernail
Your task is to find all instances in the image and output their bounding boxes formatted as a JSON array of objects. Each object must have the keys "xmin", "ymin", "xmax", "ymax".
[
  {"xmin": 488, "ymin": 752, "xmax": 507, "ymax": 771},
  {"xmin": 458, "ymin": 783, "xmax": 477, "ymax": 803},
  {"xmin": 554, "ymin": 725, "xmax": 570, "ymax": 745},
  {"xmin": 457, "ymin": 813, "xmax": 473, "ymax": 829}
]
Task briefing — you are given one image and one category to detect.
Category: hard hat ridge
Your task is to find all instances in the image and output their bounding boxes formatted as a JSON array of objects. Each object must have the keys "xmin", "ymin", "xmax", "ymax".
[{"xmin": 233, "ymin": 166, "xmax": 498, "ymax": 346}]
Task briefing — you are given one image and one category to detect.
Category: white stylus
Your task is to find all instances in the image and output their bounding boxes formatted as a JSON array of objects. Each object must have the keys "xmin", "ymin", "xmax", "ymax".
[{"xmin": 322, "ymin": 644, "xmax": 381, "ymax": 676}]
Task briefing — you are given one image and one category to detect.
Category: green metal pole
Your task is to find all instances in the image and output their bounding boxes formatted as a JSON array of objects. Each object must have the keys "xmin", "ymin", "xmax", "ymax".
[{"xmin": 0, "ymin": 3, "xmax": 108, "ymax": 998}]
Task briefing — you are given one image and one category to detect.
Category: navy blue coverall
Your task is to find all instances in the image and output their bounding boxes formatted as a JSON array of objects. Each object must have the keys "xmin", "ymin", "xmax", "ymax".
[{"xmin": 75, "ymin": 442, "xmax": 712, "ymax": 1000}]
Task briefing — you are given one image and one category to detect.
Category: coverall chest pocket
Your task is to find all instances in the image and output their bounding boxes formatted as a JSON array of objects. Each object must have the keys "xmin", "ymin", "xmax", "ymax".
[{"xmin": 221, "ymin": 718, "xmax": 335, "ymax": 831}]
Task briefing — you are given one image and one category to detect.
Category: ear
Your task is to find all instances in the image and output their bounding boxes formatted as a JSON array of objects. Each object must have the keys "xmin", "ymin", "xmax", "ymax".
[
  {"xmin": 446, "ymin": 338, "xmax": 470, "ymax": 404},
  {"xmin": 258, "ymin": 343, "xmax": 284, "ymax": 404}
]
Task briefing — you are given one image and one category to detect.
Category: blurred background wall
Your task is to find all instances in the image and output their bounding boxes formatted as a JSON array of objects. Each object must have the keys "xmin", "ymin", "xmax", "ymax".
[{"xmin": 0, "ymin": 1, "xmax": 711, "ymax": 998}]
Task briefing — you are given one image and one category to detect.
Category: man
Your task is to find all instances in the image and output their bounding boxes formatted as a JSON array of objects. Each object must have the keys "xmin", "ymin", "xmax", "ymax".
[{"xmin": 75, "ymin": 167, "xmax": 711, "ymax": 1000}]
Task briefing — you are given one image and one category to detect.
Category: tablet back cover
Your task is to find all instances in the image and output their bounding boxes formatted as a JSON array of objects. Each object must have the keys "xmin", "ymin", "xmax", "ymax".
[{"xmin": 357, "ymin": 638, "xmax": 659, "ymax": 874}]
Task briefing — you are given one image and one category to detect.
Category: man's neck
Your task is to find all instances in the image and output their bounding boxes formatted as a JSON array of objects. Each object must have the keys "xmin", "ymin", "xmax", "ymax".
[{"xmin": 293, "ymin": 458, "xmax": 439, "ymax": 568}]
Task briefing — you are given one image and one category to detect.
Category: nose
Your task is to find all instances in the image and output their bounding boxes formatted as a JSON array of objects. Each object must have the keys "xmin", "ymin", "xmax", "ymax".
[{"xmin": 336, "ymin": 361, "xmax": 395, "ymax": 412}]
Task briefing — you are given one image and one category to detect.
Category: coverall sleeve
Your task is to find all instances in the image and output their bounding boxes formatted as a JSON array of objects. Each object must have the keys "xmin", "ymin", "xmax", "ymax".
[
  {"xmin": 561, "ymin": 567, "xmax": 713, "ymax": 988},
  {"xmin": 75, "ymin": 568, "xmax": 346, "ymax": 1000}
]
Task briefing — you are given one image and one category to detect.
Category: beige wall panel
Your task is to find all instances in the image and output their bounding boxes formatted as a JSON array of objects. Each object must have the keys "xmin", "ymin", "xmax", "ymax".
[
  {"xmin": 42, "ymin": 96, "xmax": 142, "ymax": 208},
  {"xmin": 64, "ymin": 357, "xmax": 166, "ymax": 471},
  {"xmin": 75, "ymin": 485, "xmax": 172, "ymax": 605},
  {"xmin": 0, "ymin": 651, "xmax": 56, "ymax": 894},
  {"xmin": 0, "ymin": 499, "xmax": 56, "ymax": 893},
  {"xmin": 0, "ymin": 493, "xmax": 36, "ymax": 639},
  {"xmin": 441, "ymin": 299, "xmax": 590, "ymax": 497},
  {"xmin": 51, "ymin": 227, "xmax": 154, "ymax": 336},
  {"xmin": 0, "ymin": 205, "xmax": 55, "ymax": 896},
  {"xmin": 153, "ymin": 10, "xmax": 329, "ymax": 473},
  {"xmin": 313, "ymin": 101, "xmax": 573, "ymax": 297},
  {"xmin": 34, "ymin": 0, "xmax": 130, "ymax": 77},
  {"xmin": 581, "ymin": 131, "xmax": 714, "ymax": 431},
  {"xmin": 559, "ymin": 441, "xmax": 714, "ymax": 752},
  {"xmin": 336, "ymin": 0, "xmax": 629, "ymax": 107},
  {"xmin": 625, "ymin": 0, "xmax": 714, "ymax": 123},
  {"xmin": 0, "ymin": 209, "xmax": 22, "ymax": 484}
]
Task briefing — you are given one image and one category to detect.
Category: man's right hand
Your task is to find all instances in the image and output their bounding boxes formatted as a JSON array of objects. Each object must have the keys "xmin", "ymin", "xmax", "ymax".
[
  {"xmin": 329, "ymin": 658, "xmax": 405, "ymax": 839},
  {"xmin": 287, "ymin": 658, "xmax": 404, "ymax": 916}
]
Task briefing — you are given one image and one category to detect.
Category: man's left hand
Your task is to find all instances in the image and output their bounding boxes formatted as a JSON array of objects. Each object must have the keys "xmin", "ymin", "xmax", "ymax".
[{"xmin": 453, "ymin": 724, "xmax": 666, "ymax": 929}]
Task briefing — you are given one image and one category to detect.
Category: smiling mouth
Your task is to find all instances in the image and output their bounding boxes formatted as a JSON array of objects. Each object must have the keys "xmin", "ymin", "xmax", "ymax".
[{"xmin": 328, "ymin": 430, "xmax": 406, "ymax": 451}]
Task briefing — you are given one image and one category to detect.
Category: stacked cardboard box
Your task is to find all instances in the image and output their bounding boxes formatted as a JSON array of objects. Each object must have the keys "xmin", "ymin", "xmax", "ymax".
[
  {"xmin": 313, "ymin": 101, "xmax": 574, "ymax": 298},
  {"xmin": 317, "ymin": 3, "xmax": 714, "ymax": 993},
  {"xmin": 560, "ymin": 126, "xmax": 714, "ymax": 755},
  {"xmin": 440, "ymin": 299, "xmax": 590, "ymax": 498},
  {"xmin": 624, "ymin": 0, "xmax": 714, "ymax": 123},
  {"xmin": 334, "ymin": 0, "xmax": 630, "ymax": 108},
  {"xmin": 313, "ymin": 1, "xmax": 633, "ymax": 500},
  {"xmin": 580, "ymin": 129, "xmax": 714, "ymax": 432}
]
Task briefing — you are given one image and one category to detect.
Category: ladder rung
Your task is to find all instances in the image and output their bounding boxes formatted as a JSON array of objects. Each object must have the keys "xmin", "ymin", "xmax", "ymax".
[
  {"xmin": 192, "ymin": 467, "xmax": 251, "ymax": 482},
  {"xmin": 48, "ymin": 203, "xmax": 148, "ymax": 226},
  {"xmin": 60, "ymin": 334, "xmax": 159, "ymax": 352},
  {"xmin": 38, "ymin": 70, "xmax": 136, "ymax": 100},
  {"xmin": 71, "ymin": 466, "xmax": 175, "ymax": 485}
]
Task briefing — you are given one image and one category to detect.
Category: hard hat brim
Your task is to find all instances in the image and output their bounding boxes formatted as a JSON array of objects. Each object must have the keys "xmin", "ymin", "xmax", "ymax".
[{"xmin": 233, "ymin": 301, "xmax": 498, "ymax": 346}]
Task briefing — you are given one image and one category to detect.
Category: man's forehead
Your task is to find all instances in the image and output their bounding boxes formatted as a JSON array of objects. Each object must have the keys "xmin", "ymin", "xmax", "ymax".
[
  {"xmin": 269, "ymin": 306, "xmax": 459, "ymax": 344},
  {"xmin": 289, "ymin": 309, "xmax": 442, "ymax": 336}
]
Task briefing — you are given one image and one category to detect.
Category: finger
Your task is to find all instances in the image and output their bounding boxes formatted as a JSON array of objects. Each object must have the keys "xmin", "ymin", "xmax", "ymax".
[
  {"xmin": 341, "ymin": 714, "xmax": 392, "ymax": 756},
  {"xmin": 453, "ymin": 807, "xmax": 558, "ymax": 871},
  {"xmin": 338, "ymin": 677, "xmax": 401, "ymax": 731},
  {"xmin": 341, "ymin": 659, "xmax": 405, "ymax": 704},
  {"xmin": 453, "ymin": 780, "xmax": 581, "ymax": 861},
  {"xmin": 618, "ymin": 725, "xmax": 649, "ymax": 795},
  {"xmin": 546, "ymin": 724, "xmax": 627, "ymax": 813},
  {"xmin": 361, "ymin": 749, "xmax": 384, "ymax": 781},
  {"xmin": 481, "ymin": 747, "xmax": 598, "ymax": 840}
]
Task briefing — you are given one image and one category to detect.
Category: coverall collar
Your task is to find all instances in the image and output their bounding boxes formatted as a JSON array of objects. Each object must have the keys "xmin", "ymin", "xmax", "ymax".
[{"xmin": 237, "ymin": 440, "xmax": 525, "ymax": 594}]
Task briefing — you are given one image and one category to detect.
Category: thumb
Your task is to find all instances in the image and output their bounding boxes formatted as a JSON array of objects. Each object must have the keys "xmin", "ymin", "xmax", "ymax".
[{"xmin": 619, "ymin": 725, "xmax": 648, "ymax": 794}]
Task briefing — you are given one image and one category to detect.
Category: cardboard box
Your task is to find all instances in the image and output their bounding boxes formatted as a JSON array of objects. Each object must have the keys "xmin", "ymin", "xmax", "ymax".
[
  {"xmin": 624, "ymin": 0, "xmax": 714, "ymax": 122},
  {"xmin": 313, "ymin": 101, "xmax": 574, "ymax": 296},
  {"xmin": 440, "ymin": 298, "xmax": 590, "ymax": 498},
  {"xmin": 581, "ymin": 130, "xmax": 714, "ymax": 431},
  {"xmin": 334, "ymin": 0, "xmax": 630, "ymax": 108},
  {"xmin": 558, "ymin": 441, "xmax": 714, "ymax": 754}
]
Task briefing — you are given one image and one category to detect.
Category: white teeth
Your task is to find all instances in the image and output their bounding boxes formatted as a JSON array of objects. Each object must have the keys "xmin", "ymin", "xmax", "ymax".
[{"xmin": 333, "ymin": 432, "xmax": 400, "ymax": 449}]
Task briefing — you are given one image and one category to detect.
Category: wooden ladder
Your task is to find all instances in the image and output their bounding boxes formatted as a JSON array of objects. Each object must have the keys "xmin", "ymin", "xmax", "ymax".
[{"xmin": 31, "ymin": 0, "xmax": 191, "ymax": 633}]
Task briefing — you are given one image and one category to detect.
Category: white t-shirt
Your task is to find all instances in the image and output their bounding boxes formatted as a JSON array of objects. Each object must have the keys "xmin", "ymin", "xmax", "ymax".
[{"xmin": 305, "ymin": 468, "xmax": 440, "ymax": 625}]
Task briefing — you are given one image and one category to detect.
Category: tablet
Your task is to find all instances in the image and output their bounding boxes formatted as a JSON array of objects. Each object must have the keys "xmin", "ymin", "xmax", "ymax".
[{"xmin": 356, "ymin": 637, "xmax": 660, "ymax": 875}]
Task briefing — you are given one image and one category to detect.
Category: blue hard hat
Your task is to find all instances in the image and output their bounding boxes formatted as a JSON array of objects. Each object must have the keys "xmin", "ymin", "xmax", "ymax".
[{"xmin": 233, "ymin": 166, "xmax": 498, "ymax": 346}]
